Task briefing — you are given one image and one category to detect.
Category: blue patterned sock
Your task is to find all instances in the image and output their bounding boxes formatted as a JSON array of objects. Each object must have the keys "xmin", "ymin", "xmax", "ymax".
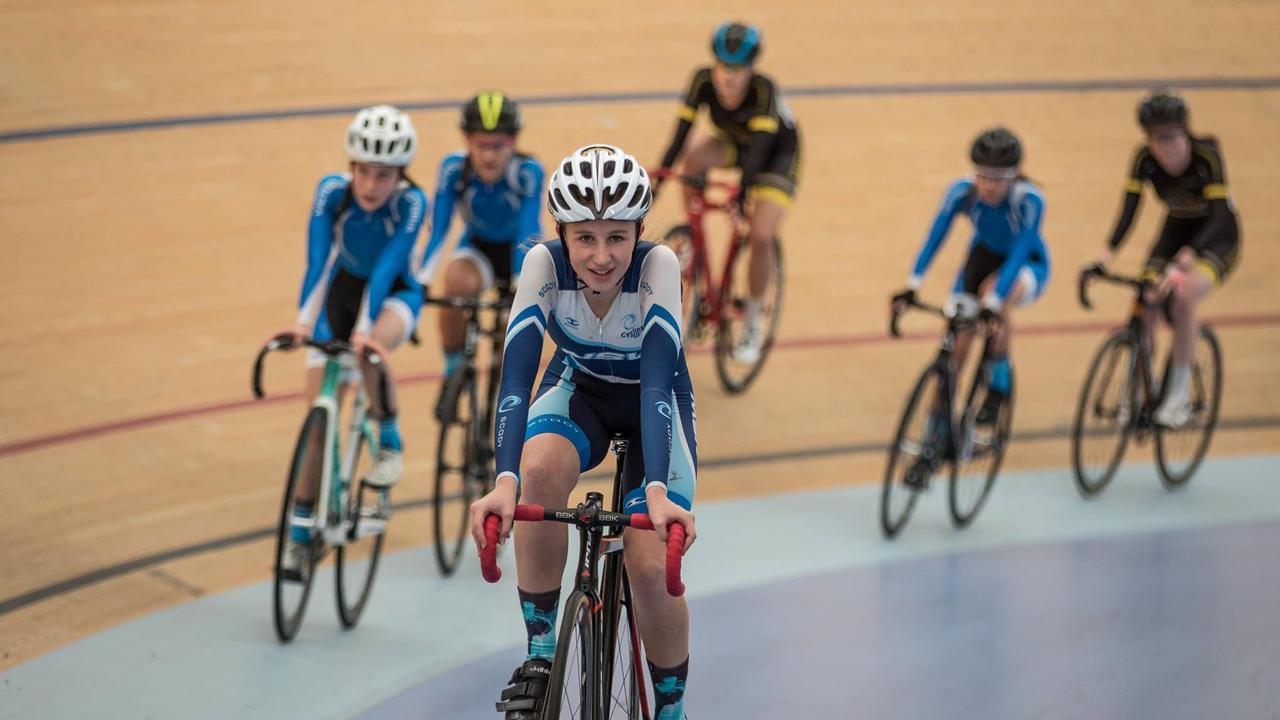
[
  {"xmin": 378, "ymin": 416, "xmax": 402, "ymax": 452},
  {"xmin": 443, "ymin": 350, "xmax": 463, "ymax": 378},
  {"xmin": 519, "ymin": 588, "xmax": 560, "ymax": 661},
  {"xmin": 648, "ymin": 656, "xmax": 689, "ymax": 720},
  {"xmin": 290, "ymin": 501, "xmax": 314, "ymax": 543},
  {"xmin": 990, "ymin": 358, "xmax": 1012, "ymax": 394}
]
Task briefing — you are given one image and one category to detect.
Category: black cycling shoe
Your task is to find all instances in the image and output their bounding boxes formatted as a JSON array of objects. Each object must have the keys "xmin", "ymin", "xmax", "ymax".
[
  {"xmin": 975, "ymin": 388, "xmax": 1008, "ymax": 426},
  {"xmin": 496, "ymin": 658, "xmax": 551, "ymax": 719}
]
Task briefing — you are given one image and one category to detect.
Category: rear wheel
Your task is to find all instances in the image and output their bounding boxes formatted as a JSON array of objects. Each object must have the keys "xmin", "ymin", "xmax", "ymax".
[
  {"xmin": 335, "ymin": 417, "xmax": 387, "ymax": 628},
  {"xmin": 273, "ymin": 406, "xmax": 325, "ymax": 643},
  {"xmin": 543, "ymin": 591, "xmax": 596, "ymax": 719},
  {"xmin": 1155, "ymin": 327, "xmax": 1222, "ymax": 489},
  {"xmin": 948, "ymin": 361, "xmax": 1012, "ymax": 528},
  {"xmin": 434, "ymin": 369, "xmax": 480, "ymax": 576},
  {"xmin": 1071, "ymin": 332, "xmax": 1138, "ymax": 497},
  {"xmin": 881, "ymin": 365, "xmax": 947, "ymax": 539},
  {"xmin": 714, "ymin": 235, "xmax": 784, "ymax": 394}
]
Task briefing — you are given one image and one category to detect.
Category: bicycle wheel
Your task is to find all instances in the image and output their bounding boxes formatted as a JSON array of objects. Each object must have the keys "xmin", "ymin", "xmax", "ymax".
[
  {"xmin": 1071, "ymin": 331, "xmax": 1139, "ymax": 497},
  {"xmin": 1155, "ymin": 327, "xmax": 1223, "ymax": 489},
  {"xmin": 433, "ymin": 369, "xmax": 480, "ymax": 576},
  {"xmin": 949, "ymin": 362, "xmax": 1013, "ymax": 528},
  {"xmin": 543, "ymin": 591, "xmax": 596, "ymax": 719},
  {"xmin": 600, "ymin": 556, "xmax": 644, "ymax": 719},
  {"xmin": 335, "ymin": 417, "xmax": 387, "ymax": 628},
  {"xmin": 273, "ymin": 406, "xmax": 325, "ymax": 643},
  {"xmin": 661, "ymin": 224, "xmax": 708, "ymax": 342},
  {"xmin": 714, "ymin": 235, "xmax": 784, "ymax": 394},
  {"xmin": 881, "ymin": 364, "xmax": 947, "ymax": 539}
]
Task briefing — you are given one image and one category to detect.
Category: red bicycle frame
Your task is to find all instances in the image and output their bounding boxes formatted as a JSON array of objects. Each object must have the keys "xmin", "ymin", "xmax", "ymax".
[{"xmin": 654, "ymin": 169, "xmax": 745, "ymax": 327}]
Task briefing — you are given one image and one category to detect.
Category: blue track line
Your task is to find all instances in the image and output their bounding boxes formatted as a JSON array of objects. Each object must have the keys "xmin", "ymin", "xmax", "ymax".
[{"xmin": 3, "ymin": 75, "xmax": 1279, "ymax": 145}]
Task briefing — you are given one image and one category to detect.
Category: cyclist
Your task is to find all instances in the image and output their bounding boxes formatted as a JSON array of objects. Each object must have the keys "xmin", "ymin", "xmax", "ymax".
[
  {"xmin": 470, "ymin": 145, "xmax": 698, "ymax": 720},
  {"xmin": 416, "ymin": 92, "xmax": 544, "ymax": 388},
  {"xmin": 272, "ymin": 105, "xmax": 426, "ymax": 577},
  {"xmin": 655, "ymin": 21, "xmax": 800, "ymax": 363},
  {"xmin": 1090, "ymin": 89, "xmax": 1241, "ymax": 428},
  {"xmin": 891, "ymin": 127, "xmax": 1051, "ymax": 431}
]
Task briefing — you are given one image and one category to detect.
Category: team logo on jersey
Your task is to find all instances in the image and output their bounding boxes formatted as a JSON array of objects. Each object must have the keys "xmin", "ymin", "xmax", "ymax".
[
  {"xmin": 498, "ymin": 396, "xmax": 522, "ymax": 413},
  {"xmin": 623, "ymin": 313, "xmax": 638, "ymax": 329},
  {"xmin": 656, "ymin": 401, "xmax": 673, "ymax": 419},
  {"xmin": 620, "ymin": 313, "xmax": 642, "ymax": 338},
  {"xmin": 564, "ymin": 316, "xmax": 579, "ymax": 328},
  {"xmin": 625, "ymin": 495, "xmax": 645, "ymax": 510}
]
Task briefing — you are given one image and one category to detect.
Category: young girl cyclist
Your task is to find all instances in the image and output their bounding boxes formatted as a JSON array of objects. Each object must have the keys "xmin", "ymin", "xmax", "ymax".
[
  {"xmin": 1090, "ymin": 89, "xmax": 1241, "ymax": 428},
  {"xmin": 469, "ymin": 145, "xmax": 698, "ymax": 720},
  {"xmin": 416, "ymin": 92, "xmax": 544, "ymax": 389},
  {"xmin": 891, "ymin": 127, "xmax": 1051, "ymax": 430},
  {"xmin": 272, "ymin": 105, "xmax": 427, "ymax": 577},
  {"xmin": 655, "ymin": 21, "xmax": 800, "ymax": 363}
]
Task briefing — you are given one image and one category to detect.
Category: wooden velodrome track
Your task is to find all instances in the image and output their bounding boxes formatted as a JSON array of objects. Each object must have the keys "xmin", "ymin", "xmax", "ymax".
[{"xmin": 2, "ymin": 0, "xmax": 1278, "ymax": 672}]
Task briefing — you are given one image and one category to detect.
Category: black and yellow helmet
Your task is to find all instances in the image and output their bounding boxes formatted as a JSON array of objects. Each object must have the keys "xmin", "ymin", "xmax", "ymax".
[
  {"xmin": 1137, "ymin": 89, "xmax": 1189, "ymax": 130},
  {"xmin": 460, "ymin": 91, "xmax": 523, "ymax": 136}
]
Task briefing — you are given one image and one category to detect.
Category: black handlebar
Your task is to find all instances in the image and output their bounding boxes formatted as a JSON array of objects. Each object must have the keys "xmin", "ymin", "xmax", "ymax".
[
  {"xmin": 423, "ymin": 293, "xmax": 514, "ymax": 312},
  {"xmin": 1077, "ymin": 266, "xmax": 1148, "ymax": 311},
  {"xmin": 252, "ymin": 336, "xmax": 386, "ymax": 402},
  {"xmin": 889, "ymin": 297, "xmax": 952, "ymax": 337}
]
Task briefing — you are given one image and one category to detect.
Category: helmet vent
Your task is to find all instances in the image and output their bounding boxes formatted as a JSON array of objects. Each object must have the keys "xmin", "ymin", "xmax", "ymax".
[
  {"xmin": 579, "ymin": 161, "xmax": 593, "ymax": 180},
  {"xmin": 603, "ymin": 160, "xmax": 616, "ymax": 177}
]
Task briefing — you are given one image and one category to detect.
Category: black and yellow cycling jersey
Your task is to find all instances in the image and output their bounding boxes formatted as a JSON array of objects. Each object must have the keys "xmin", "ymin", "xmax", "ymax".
[
  {"xmin": 1106, "ymin": 135, "xmax": 1240, "ymax": 283},
  {"xmin": 658, "ymin": 66, "xmax": 800, "ymax": 207}
]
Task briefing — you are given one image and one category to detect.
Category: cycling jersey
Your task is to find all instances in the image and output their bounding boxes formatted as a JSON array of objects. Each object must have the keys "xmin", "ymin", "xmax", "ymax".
[
  {"xmin": 659, "ymin": 67, "xmax": 800, "ymax": 202},
  {"xmin": 296, "ymin": 173, "xmax": 426, "ymax": 336},
  {"xmin": 416, "ymin": 151, "xmax": 544, "ymax": 285},
  {"xmin": 1106, "ymin": 136, "xmax": 1240, "ymax": 283},
  {"xmin": 909, "ymin": 178, "xmax": 1051, "ymax": 307},
  {"xmin": 493, "ymin": 240, "xmax": 697, "ymax": 511}
]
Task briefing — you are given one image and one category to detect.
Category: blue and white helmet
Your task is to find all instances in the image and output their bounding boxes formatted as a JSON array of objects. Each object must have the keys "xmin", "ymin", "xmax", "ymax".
[
  {"xmin": 547, "ymin": 144, "xmax": 652, "ymax": 223},
  {"xmin": 345, "ymin": 105, "xmax": 417, "ymax": 167}
]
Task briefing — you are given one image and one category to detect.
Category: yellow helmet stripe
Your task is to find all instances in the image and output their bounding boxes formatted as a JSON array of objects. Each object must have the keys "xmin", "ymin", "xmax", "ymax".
[{"xmin": 478, "ymin": 91, "xmax": 505, "ymax": 131}]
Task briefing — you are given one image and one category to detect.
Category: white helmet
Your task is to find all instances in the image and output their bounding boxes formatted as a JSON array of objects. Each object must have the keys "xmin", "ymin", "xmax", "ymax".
[
  {"xmin": 548, "ymin": 144, "xmax": 652, "ymax": 223},
  {"xmin": 345, "ymin": 105, "xmax": 417, "ymax": 167}
]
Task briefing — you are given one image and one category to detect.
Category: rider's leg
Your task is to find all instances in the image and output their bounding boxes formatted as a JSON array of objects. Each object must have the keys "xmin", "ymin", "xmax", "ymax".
[
  {"xmin": 438, "ymin": 253, "xmax": 487, "ymax": 378},
  {"xmin": 513, "ymin": 433, "xmax": 582, "ymax": 658},
  {"xmin": 1155, "ymin": 264, "xmax": 1213, "ymax": 424},
  {"xmin": 359, "ymin": 302, "xmax": 412, "ymax": 488},
  {"xmin": 675, "ymin": 133, "xmax": 730, "ymax": 207}
]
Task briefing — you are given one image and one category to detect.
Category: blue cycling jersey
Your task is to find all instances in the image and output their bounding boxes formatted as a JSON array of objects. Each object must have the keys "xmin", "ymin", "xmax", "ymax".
[
  {"xmin": 296, "ymin": 174, "xmax": 427, "ymax": 334},
  {"xmin": 909, "ymin": 178, "xmax": 1051, "ymax": 305},
  {"xmin": 416, "ymin": 151, "xmax": 544, "ymax": 284},
  {"xmin": 494, "ymin": 240, "xmax": 693, "ymax": 498}
]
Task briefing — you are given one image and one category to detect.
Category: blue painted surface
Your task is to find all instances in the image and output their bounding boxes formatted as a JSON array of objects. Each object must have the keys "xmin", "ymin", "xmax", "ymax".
[
  {"xmin": 3, "ymin": 455, "xmax": 1280, "ymax": 719},
  {"xmin": 364, "ymin": 521, "xmax": 1280, "ymax": 720}
]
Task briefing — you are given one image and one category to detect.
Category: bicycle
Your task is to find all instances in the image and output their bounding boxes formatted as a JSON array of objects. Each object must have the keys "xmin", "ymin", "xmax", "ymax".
[
  {"xmin": 1071, "ymin": 266, "xmax": 1223, "ymax": 496},
  {"xmin": 425, "ymin": 283, "xmax": 515, "ymax": 576},
  {"xmin": 653, "ymin": 168, "xmax": 785, "ymax": 394},
  {"xmin": 881, "ymin": 297, "xmax": 1014, "ymax": 539},
  {"xmin": 480, "ymin": 438, "xmax": 687, "ymax": 720},
  {"xmin": 252, "ymin": 337, "xmax": 392, "ymax": 643}
]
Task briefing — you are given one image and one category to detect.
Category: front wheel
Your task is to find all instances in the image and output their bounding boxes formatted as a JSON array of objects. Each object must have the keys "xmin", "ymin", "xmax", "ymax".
[
  {"xmin": 1071, "ymin": 331, "xmax": 1139, "ymax": 497},
  {"xmin": 543, "ymin": 591, "xmax": 596, "ymax": 719},
  {"xmin": 433, "ymin": 369, "xmax": 481, "ymax": 576},
  {"xmin": 273, "ymin": 406, "xmax": 325, "ymax": 643},
  {"xmin": 600, "ymin": 557, "xmax": 645, "ymax": 719},
  {"xmin": 661, "ymin": 224, "xmax": 708, "ymax": 342},
  {"xmin": 335, "ymin": 420, "xmax": 387, "ymax": 628},
  {"xmin": 948, "ymin": 361, "xmax": 1013, "ymax": 528},
  {"xmin": 881, "ymin": 364, "xmax": 947, "ymax": 539},
  {"xmin": 1155, "ymin": 327, "xmax": 1223, "ymax": 489},
  {"xmin": 714, "ymin": 235, "xmax": 784, "ymax": 394}
]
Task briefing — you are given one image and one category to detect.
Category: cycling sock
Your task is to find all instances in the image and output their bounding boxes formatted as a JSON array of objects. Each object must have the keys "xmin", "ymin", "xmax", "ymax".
[
  {"xmin": 1165, "ymin": 362, "xmax": 1191, "ymax": 399},
  {"xmin": 290, "ymin": 500, "xmax": 314, "ymax": 543},
  {"xmin": 443, "ymin": 350, "xmax": 463, "ymax": 378},
  {"xmin": 648, "ymin": 656, "xmax": 689, "ymax": 720},
  {"xmin": 989, "ymin": 357, "xmax": 1012, "ymax": 395},
  {"xmin": 519, "ymin": 587, "xmax": 560, "ymax": 661},
  {"xmin": 744, "ymin": 297, "xmax": 764, "ymax": 324},
  {"xmin": 378, "ymin": 416, "xmax": 403, "ymax": 452}
]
